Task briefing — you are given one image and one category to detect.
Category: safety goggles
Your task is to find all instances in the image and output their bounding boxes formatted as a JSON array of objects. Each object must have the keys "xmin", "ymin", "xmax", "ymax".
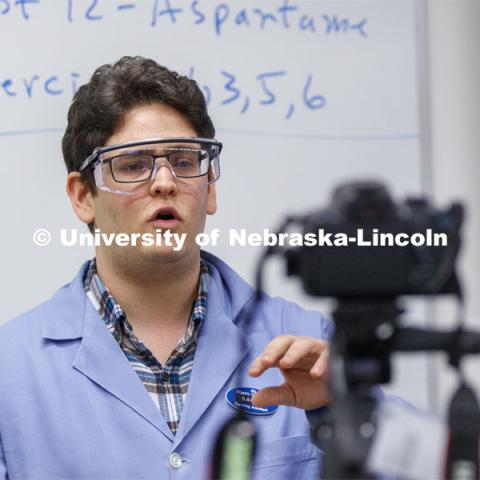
[{"xmin": 78, "ymin": 137, "xmax": 222, "ymax": 195}]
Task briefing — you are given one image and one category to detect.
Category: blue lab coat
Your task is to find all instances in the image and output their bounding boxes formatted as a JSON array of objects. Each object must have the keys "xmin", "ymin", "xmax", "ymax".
[{"xmin": 0, "ymin": 251, "xmax": 333, "ymax": 479}]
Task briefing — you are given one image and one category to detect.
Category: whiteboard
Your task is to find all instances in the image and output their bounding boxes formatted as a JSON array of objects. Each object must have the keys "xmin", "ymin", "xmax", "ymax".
[{"xmin": 0, "ymin": 0, "xmax": 428, "ymax": 405}]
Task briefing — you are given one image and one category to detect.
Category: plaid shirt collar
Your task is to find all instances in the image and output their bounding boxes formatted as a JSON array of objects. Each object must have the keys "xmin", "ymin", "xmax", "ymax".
[{"xmin": 83, "ymin": 258, "xmax": 209, "ymax": 355}]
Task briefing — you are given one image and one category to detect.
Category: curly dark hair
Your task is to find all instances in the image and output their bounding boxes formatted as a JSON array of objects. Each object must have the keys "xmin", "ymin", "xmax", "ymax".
[{"xmin": 62, "ymin": 56, "xmax": 215, "ymax": 194}]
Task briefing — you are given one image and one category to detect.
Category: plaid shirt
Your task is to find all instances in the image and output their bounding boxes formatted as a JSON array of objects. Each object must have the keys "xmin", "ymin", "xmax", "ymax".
[{"xmin": 83, "ymin": 258, "xmax": 208, "ymax": 435}]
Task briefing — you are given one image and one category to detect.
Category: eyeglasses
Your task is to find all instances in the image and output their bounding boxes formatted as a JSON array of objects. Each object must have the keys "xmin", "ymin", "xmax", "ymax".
[{"xmin": 78, "ymin": 137, "xmax": 222, "ymax": 195}]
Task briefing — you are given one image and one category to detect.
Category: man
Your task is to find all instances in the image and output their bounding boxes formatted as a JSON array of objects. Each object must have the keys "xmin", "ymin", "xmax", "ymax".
[{"xmin": 0, "ymin": 56, "xmax": 332, "ymax": 479}]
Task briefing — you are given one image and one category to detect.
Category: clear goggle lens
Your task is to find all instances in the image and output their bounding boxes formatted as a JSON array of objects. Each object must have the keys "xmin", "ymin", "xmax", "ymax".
[{"xmin": 85, "ymin": 139, "xmax": 221, "ymax": 195}]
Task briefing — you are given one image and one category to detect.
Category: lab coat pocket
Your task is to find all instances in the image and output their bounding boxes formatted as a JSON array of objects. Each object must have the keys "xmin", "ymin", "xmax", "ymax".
[{"xmin": 251, "ymin": 434, "xmax": 321, "ymax": 479}]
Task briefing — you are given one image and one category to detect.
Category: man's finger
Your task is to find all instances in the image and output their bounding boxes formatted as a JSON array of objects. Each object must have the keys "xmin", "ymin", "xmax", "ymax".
[
  {"xmin": 278, "ymin": 338, "xmax": 327, "ymax": 370},
  {"xmin": 310, "ymin": 352, "xmax": 329, "ymax": 378},
  {"xmin": 251, "ymin": 384, "xmax": 296, "ymax": 407},
  {"xmin": 249, "ymin": 335, "xmax": 296, "ymax": 376}
]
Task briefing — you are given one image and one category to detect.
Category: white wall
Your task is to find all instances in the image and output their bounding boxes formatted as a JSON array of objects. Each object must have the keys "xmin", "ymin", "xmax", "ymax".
[{"xmin": 427, "ymin": 0, "xmax": 480, "ymax": 414}]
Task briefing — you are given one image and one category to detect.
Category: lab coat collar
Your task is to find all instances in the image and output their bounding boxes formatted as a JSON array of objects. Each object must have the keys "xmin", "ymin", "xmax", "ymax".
[
  {"xmin": 42, "ymin": 253, "xmax": 256, "ymax": 341},
  {"xmin": 41, "ymin": 253, "xmax": 257, "ymax": 445}
]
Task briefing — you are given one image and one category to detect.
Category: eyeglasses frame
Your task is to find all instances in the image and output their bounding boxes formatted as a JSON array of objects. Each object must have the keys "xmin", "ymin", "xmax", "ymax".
[{"xmin": 77, "ymin": 137, "xmax": 222, "ymax": 195}]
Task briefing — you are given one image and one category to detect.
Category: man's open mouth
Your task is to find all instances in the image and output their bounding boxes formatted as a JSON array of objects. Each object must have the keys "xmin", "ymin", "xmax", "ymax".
[
  {"xmin": 149, "ymin": 207, "xmax": 181, "ymax": 223},
  {"xmin": 156, "ymin": 212, "xmax": 175, "ymax": 220}
]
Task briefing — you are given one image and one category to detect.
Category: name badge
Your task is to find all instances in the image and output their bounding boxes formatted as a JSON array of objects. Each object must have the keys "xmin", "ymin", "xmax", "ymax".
[{"xmin": 225, "ymin": 387, "xmax": 278, "ymax": 416}]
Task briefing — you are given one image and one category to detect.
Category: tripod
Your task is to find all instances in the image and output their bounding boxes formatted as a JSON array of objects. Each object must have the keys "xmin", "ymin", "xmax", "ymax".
[{"xmin": 312, "ymin": 298, "xmax": 480, "ymax": 479}]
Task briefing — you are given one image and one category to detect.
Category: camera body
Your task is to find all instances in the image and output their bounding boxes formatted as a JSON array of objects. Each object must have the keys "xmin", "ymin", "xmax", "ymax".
[{"xmin": 286, "ymin": 181, "xmax": 463, "ymax": 298}]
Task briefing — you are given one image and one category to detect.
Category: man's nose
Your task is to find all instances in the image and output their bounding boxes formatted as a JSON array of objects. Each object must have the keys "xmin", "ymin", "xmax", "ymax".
[{"xmin": 149, "ymin": 159, "xmax": 178, "ymax": 196}]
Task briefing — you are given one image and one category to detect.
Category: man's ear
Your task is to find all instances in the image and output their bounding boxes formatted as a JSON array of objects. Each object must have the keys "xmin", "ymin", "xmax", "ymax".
[
  {"xmin": 66, "ymin": 172, "xmax": 95, "ymax": 225},
  {"xmin": 207, "ymin": 184, "xmax": 217, "ymax": 215}
]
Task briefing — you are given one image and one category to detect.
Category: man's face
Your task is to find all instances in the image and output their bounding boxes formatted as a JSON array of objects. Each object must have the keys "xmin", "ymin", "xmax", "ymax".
[{"xmin": 90, "ymin": 102, "xmax": 217, "ymax": 264}]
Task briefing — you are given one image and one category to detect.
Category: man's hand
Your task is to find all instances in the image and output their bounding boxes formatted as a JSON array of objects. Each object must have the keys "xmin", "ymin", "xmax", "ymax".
[{"xmin": 248, "ymin": 335, "xmax": 330, "ymax": 411}]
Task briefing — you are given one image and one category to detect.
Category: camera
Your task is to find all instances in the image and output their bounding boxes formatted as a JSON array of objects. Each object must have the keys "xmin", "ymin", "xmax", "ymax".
[{"xmin": 285, "ymin": 181, "xmax": 463, "ymax": 298}]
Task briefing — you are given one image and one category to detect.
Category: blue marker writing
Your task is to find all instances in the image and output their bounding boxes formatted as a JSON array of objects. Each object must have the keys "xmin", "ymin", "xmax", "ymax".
[{"xmin": 214, "ymin": 3, "xmax": 229, "ymax": 36}]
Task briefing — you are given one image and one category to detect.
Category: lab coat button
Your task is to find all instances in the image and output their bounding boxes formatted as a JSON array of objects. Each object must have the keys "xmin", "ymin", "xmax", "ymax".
[{"xmin": 169, "ymin": 452, "xmax": 183, "ymax": 469}]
